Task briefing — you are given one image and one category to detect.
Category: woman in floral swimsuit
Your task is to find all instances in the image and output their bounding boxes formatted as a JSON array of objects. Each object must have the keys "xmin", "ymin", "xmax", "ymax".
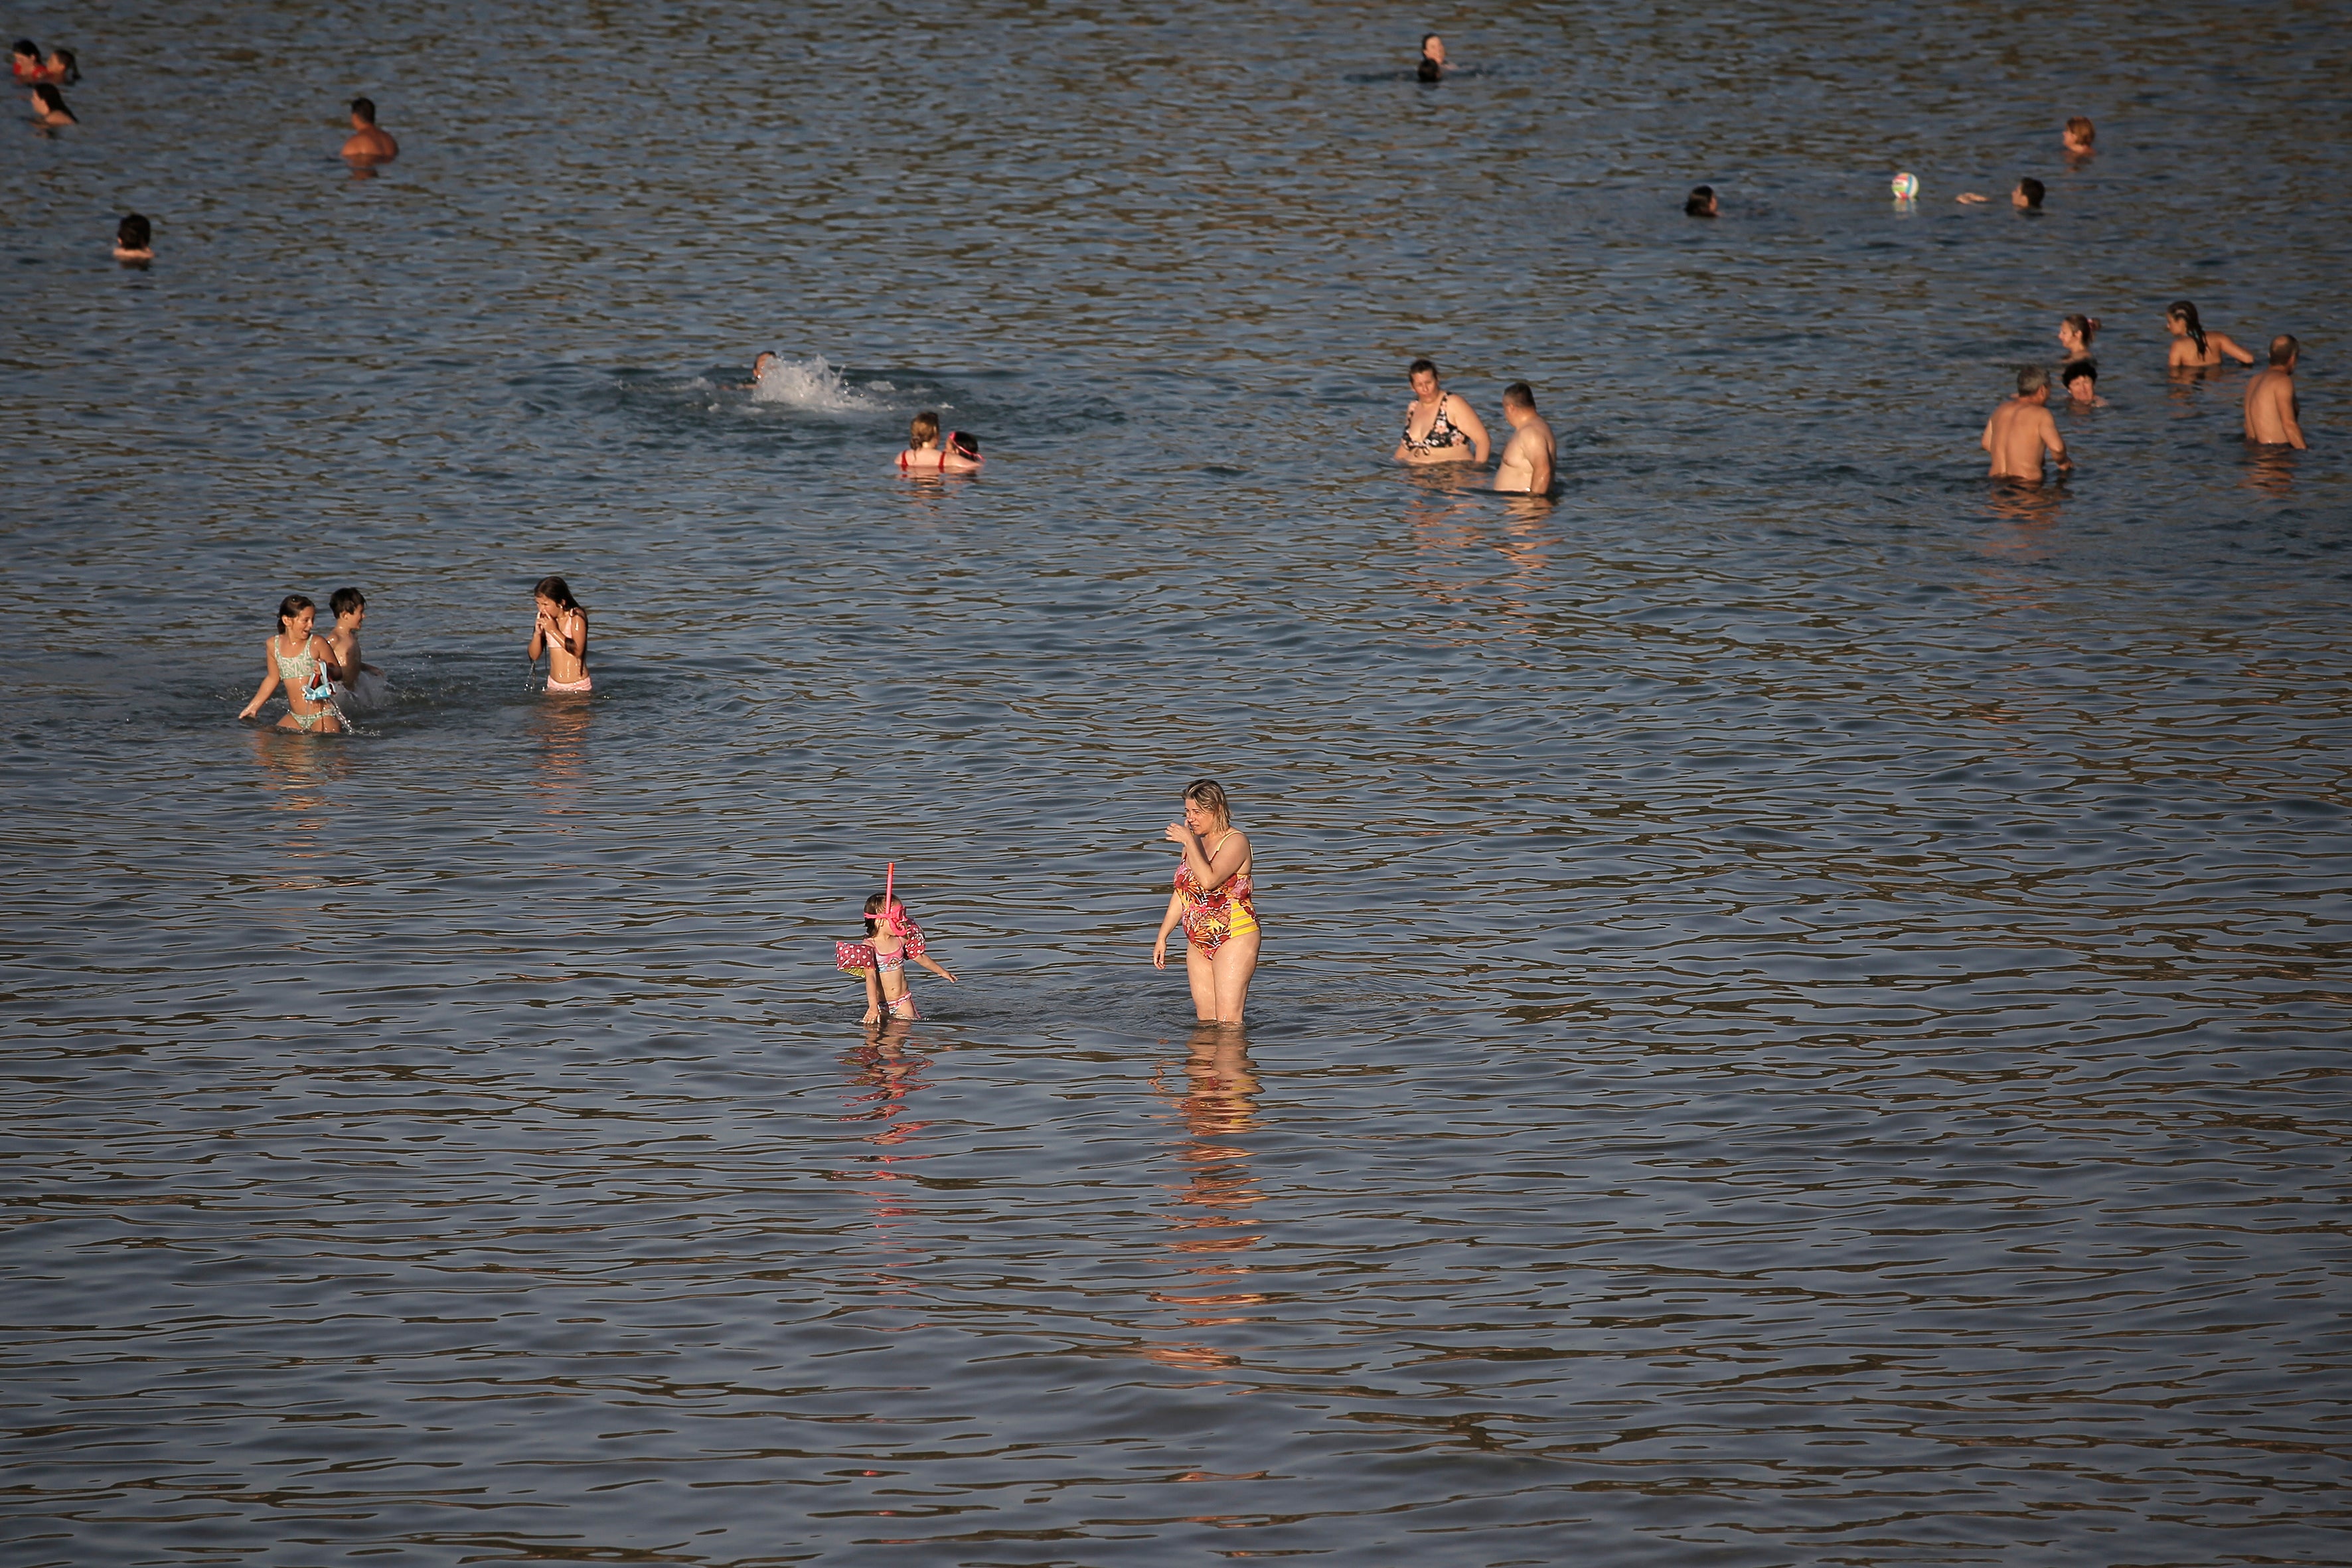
[{"xmin": 1152, "ymin": 779, "xmax": 1262, "ymax": 1025}]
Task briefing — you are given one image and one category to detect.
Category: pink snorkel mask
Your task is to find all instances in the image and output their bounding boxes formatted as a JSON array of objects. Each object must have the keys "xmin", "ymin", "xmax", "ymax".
[{"xmin": 874, "ymin": 862, "xmax": 913, "ymax": 938}]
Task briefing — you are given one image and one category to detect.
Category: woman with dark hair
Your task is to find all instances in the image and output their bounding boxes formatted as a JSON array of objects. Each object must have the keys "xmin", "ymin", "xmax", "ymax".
[
  {"xmin": 1152, "ymin": 779, "xmax": 1262, "ymax": 1025},
  {"xmin": 1393, "ymin": 358, "xmax": 1491, "ymax": 467},
  {"xmin": 30, "ymin": 82, "xmax": 74, "ymax": 125},
  {"xmin": 238, "ymin": 595, "xmax": 347, "ymax": 733},
  {"xmin": 528, "ymin": 576, "xmax": 591, "ymax": 694},
  {"xmin": 114, "ymin": 214, "xmax": 153, "ymax": 262},
  {"xmin": 2057, "ymin": 314, "xmax": 2099, "ymax": 364},
  {"xmin": 10, "ymin": 40, "xmax": 39, "ymax": 82},
  {"xmin": 1417, "ymin": 33, "xmax": 1446, "ymax": 78},
  {"xmin": 2165, "ymin": 301, "xmax": 2254, "ymax": 370},
  {"xmin": 40, "ymin": 46, "xmax": 77, "ymax": 85}
]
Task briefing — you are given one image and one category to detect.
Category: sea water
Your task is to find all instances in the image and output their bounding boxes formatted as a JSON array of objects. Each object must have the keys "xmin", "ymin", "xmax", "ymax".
[{"xmin": 2, "ymin": 3, "xmax": 2347, "ymax": 1563}]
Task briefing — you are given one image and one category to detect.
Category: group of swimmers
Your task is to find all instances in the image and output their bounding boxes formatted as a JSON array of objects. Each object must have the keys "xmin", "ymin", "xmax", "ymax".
[
  {"xmin": 31, "ymin": 27, "xmax": 400, "ymax": 264},
  {"xmin": 237, "ymin": 574, "xmax": 589, "ymax": 734},
  {"xmin": 1981, "ymin": 305, "xmax": 2308, "ymax": 481}
]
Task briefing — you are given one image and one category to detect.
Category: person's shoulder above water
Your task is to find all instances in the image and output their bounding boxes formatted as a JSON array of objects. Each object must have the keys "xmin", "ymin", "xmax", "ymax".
[
  {"xmin": 1981, "ymin": 364, "xmax": 2069, "ymax": 482},
  {"xmin": 113, "ymin": 212, "xmax": 153, "ymax": 263},
  {"xmin": 1493, "ymin": 382, "xmax": 1555, "ymax": 495},
  {"xmin": 342, "ymin": 96, "xmax": 398, "ymax": 161},
  {"xmin": 2242, "ymin": 335, "xmax": 2306, "ymax": 449},
  {"xmin": 30, "ymin": 81, "xmax": 74, "ymax": 125}
]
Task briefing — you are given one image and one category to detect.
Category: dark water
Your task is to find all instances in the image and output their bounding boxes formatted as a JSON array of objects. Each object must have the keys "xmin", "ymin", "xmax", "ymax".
[{"xmin": 5, "ymin": 2, "xmax": 2349, "ymax": 1563}]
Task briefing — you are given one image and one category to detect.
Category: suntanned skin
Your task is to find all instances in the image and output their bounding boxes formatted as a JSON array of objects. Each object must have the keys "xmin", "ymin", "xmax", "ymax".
[
  {"xmin": 1395, "ymin": 368, "xmax": 1492, "ymax": 466},
  {"xmin": 1494, "ymin": 399, "xmax": 1555, "ymax": 493},
  {"xmin": 2167, "ymin": 313, "xmax": 2254, "ymax": 370},
  {"xmin": 1982, "ymin": 385, "xmax": 2071, "ymax": 481},
  {"xmin": 342, "ymin": 109, "xmax": 398, "ymax": 161},
  {"xmin": 2243, "ymin": 351, "xmax": 2306, "ymax": 449}
]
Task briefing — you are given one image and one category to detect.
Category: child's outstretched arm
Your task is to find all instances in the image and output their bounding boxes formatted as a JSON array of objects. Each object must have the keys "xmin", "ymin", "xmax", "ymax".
[{"xmin": 913, "ymin": 952, "xmax": 957, "ymax": 984}]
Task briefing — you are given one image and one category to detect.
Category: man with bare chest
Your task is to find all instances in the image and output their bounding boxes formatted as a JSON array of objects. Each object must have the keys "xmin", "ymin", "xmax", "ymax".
[
  {"xmin": 1981, "ymin": 366, "xmax": 2071, "ymax": 482},
  {"xmin": 2243, "ymin": 335, "xmax": 2307, "ymax": 449}
]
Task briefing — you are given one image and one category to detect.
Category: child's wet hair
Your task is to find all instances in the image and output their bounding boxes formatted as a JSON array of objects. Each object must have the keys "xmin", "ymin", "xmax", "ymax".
[
  {"xmin": 275, "ymin": 593, "xmax": 315, "ymax": 629},
  {"xmin": 329, "ymin": 586, "xmax": 365, "ymax": 617}
]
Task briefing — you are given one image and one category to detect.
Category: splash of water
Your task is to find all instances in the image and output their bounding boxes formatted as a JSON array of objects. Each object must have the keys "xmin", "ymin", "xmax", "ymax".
[{"xmin": 749, "ymin": 354, "xmax": 894, "ymax": 412}]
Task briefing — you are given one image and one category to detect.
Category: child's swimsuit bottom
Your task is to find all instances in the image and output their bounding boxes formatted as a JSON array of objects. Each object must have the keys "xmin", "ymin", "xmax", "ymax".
[{"xmin": 546, "ymin": 673, "xmax": 593, "ymax": 693}]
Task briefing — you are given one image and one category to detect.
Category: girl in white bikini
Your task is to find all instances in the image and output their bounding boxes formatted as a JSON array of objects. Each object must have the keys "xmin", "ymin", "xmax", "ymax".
[
  {"xmin": 528, "ymin": 575, "xmax": 591, "ymax": 694},
  {"xmin": 237, "ymin": 594, "xmax": 346, "ymax": 733}
]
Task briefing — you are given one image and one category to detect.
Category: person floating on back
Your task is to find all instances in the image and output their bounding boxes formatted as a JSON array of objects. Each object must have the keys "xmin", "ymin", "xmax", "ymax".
[
  {"xmin": 1981, "ymin": 366, "xmax": 2070, "ymax": 483},
  {"xmin": 1493, "ymin": 382, "xmax": 1555, "ymax": 494},
  {"xmin": 2165, "ymin": 300, "xmax": 2254, "ymax": 371},
  {"xmin": 114, "ymin": 213, "xmax": 153, "ymax": 263},
  {"xmin": 341, "ymin": 96, "xmax": 398, "ymax": 162},
  {"xmin": 2242, "ymin": 336, "xmax": 2306, "ymax": 449},
  {"xmin": 1684, "ymin": 185, "xmax": 1717, "ymax": 217}
]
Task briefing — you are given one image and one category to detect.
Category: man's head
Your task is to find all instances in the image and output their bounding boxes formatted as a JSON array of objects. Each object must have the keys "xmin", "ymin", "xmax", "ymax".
[
  {"xmin": 2270, "ymin": 334, "xmax": 2299, "ymax": 368},
  {"xmin": 2013, "ymin": 177, "xmax": 2046, "ymax": 210},
  {"xmin": 1503, "ymin": 382, "xmax": 1537, "ymax": 419},
  {"xmin": 351, "ymin": 96, "xmax": 377, "ymax": 125},
  {"xmin": 1684, "ymin": 185, "xmax": 1717, "ymax": 217},
  {"xmin": 2017, "ymin": 365, "xmax": 2051, "ymax": 399},
  {"xmin": 2061, "ymin": 361, "xmax": 2096, "ymax": 400}
]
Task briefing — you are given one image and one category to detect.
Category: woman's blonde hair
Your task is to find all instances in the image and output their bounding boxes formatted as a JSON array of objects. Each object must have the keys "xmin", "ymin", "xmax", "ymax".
[
  {"xmin": 1183, "ymin": 778, "xmax": 1231, "ymax": 825},
  {"xmin": 909, "ymin": 410, "xmax": 940, "ymax": 446}
]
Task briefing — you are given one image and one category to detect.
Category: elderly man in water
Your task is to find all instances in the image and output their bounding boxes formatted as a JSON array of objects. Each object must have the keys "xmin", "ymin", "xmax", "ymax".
[
  {"xmin": 2243, "ymin": 336, "xmax": 2306, "ymax": 449},
  {"xmin": 1981, "ymin": 366, "xmax": 2071, "ymax": 483}
]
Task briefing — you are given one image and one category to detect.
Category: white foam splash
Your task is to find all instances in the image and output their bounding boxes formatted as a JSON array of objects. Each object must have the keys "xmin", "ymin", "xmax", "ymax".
[{"xmin": 749, "ymin": 354, "xmax": 894, "ymax": 412}]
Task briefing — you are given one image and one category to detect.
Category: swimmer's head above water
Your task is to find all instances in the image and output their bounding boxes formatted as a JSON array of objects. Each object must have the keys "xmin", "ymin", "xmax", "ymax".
[
  {"xmin": 1419, "ymin": 33, "xmax": 1445, "ymax": 66},
  {"xmin": 1684, "ymin": 185, "xmax": 1717, "ymax": 217},
  {"xmin": 907, "ymin": 410, "xmax": 941, "ymax": 449},
  {"xmin": 2013, "ymin": 177, "xmax": 2045, "ymax": 210},
  {"xmin": 114, "ymin": 212, "xmax": 152, "ymax": 260},
  {"xmin": 2061, "ymin": 360, "xmax": 2097, "ymax": 401},
  {"xmin": 948, "ymin": 430, "xmax": 980, "ymax": 462},
  {"xmin": 2063, "ymin": 115, "xmax": 2095, "ymax": 154},
  {"xmin": 750, "ymin": 351, "xmax": 776, "ymax": 381},
  {"xmin": 329, "ymin": 586, "xmax": 366, "ymax": 624},
  {"xmin": 532, "ymin": 574, "xmax": 581, "ymax": 615},
  {"xmin": 2015, "ymin": 364, "xmax": 2051, "ymax": 400},
  {"xmin": 2059, "ymin": 314, "xmax": 2099, "ymax": 357},
  {"xmin": 275, "ymin": 593, "xmax": 317, "ymax": 637}
]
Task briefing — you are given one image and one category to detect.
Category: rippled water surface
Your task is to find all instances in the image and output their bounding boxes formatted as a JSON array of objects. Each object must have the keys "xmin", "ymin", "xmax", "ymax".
[{"xmin": 5, "ymin": 2, "xmax": 2351, "ymax": 1563}]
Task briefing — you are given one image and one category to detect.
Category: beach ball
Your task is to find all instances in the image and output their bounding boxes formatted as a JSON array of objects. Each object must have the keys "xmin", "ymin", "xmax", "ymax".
[{"xmin": 1891, "ymin": 171, "xmax": 1921, "ymax": 200}]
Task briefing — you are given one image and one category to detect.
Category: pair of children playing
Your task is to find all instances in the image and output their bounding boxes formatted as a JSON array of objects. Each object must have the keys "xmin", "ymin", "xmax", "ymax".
[{"xmin": 896, "ymin": 411, "xmax": 982, "ymax": 473}]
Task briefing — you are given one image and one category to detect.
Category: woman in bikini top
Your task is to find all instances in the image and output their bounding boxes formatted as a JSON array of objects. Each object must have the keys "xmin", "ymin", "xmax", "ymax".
[{"xmin": 1393, "ymin": 357, "xmax": 1491, "ymax": 466}]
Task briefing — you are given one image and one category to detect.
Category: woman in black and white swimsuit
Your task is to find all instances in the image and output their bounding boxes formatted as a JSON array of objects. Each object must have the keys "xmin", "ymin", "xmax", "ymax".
[{"xmin": 1393, "ymin": 358, "xmax": 1492, "ymax": 467}]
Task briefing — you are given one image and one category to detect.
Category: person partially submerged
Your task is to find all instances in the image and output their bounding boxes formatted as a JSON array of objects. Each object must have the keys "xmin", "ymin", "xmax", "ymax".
[
  {"xmin": 2242, "ymin": 335, "xmax": 2306, "ymax": 449},
  {"xmin": 1981, "ymin": 365, "xmax": 2071, "ymax": 483},
  {"xmin": 1492, "ymin": 382, "xmax": 1555, "ymax": 493},
  {"xmin": 341, "ymin": 96, "xmax": 398, "ymax": 161},
  {"xmin": 114, "ymin": 213, "xmax": 153, "ymax": 262}
]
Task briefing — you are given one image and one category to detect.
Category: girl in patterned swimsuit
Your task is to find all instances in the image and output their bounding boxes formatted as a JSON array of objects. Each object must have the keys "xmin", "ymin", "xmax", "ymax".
[
  {"xmin": 237, "ymin": 594, "xmax": 346, "ymax": 734},
  {"xmin": 838, "ymin": 884, "xmax": 959, "ymax": 1024},
  {"xmin": 1152, "ymin": 779, "xmax": 1262, "ymax": 1025}
]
